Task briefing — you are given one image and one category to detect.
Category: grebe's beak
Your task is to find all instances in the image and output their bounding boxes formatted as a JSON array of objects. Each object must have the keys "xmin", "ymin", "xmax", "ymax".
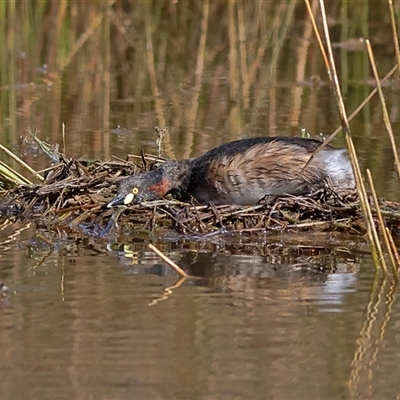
[
  {"xmin": 107, "ymin": 194, "xmax": 127, "ymax": 208},
  {"xmin": 107, "ymin": 191, "xmax": 135, "ymax": 208}
]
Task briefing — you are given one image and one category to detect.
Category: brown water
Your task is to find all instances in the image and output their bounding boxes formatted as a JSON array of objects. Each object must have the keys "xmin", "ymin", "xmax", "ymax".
[
  {"xmin": 0, "ymin": 225, "xmax": 398, "ymax": 399},
  {"xmin": 1, "ymin": 2, "xmax": 400, "ymax": 399}
]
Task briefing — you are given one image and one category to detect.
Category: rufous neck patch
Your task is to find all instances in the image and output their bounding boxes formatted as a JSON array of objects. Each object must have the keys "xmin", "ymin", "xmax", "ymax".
[{"xmin": 148, "ymin": 178, "xmax": 170, "ymax": 196}]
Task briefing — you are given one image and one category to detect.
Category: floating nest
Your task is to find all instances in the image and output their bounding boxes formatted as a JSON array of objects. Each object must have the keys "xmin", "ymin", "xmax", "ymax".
[{"xmin": 1, "ymin": 145, "xmax": 400, "ymax": 239}]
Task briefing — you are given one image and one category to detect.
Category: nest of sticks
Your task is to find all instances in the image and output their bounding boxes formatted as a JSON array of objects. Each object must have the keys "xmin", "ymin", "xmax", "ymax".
[{"xmin": 1, "ymin": 145, "xmax": 400, "ymax": 238}]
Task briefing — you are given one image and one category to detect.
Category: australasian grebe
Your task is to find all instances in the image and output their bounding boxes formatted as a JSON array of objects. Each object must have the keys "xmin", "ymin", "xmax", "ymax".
[{"xmin": 107, "ymin": 137, "xmax": 355, "ymax": 207}]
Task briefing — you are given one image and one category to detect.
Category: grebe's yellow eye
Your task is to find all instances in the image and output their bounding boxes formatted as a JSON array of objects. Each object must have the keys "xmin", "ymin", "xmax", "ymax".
[{"xmin": 132, "ymin": 187, "xmax": 139, "ymax": 195}]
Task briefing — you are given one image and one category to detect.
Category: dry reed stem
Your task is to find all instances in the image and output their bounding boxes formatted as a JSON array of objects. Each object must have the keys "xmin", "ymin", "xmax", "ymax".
[
  {"xmin": 365, "ymin": 39, "xmax": 400, "ymax": 180},
  {"xmin": 301, "ymin": 2, "xmax": 397, "ymax": 167},
  {"xmin": 346, "ymin": 132, "xmax": 384, "ymax": 270},
  {"xmin": 329, "ymin": 65, "xmax": 398, "ymax": 139},
  {"xmin": 0, "ymin": 160, "xmax": 32, "ymax": 185},
  {"xmin": 304, "ymin": 0, "xmax": 330, "ymax": 75},
  {"xmin": 314, "ymin": 0, "xmax": 384, "ymax": 270},
  {"xmin": 348, "ymin": 136, "xmax": 385, "ymax": 269},
  {"xmin": 367, "ymin": 169, "xmax": 397, "ymax": 276},
  {"xmin": 303, "ymin": 63, "xmax": 398, "ymax": 168},
  {"xmin": 318, "ymin": 0, "xmax": 349, "ymax": 132},
  {"xmin": 302, "ymin": 0, "xmax": 340, "ymax": 164},
  {"xmin": 388, "ymin": 0, "xmax": 400, "ymax": 80},
  {"xmin": 0, "ymin": 143, "xmax": 43, "ymax": 182},
  {"xmin": 386, "ymin": 227, "xmax": 400, "ymax": 271},
  {"xmin": 148, "ymin": 243, "xmax": 189, "ymax": 278}
]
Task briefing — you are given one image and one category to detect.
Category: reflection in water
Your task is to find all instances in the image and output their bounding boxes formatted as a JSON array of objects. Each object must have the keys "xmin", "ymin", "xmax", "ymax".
[
  {"xmin": 112, "ymin": 242, "xmax": 361, "ymax": 309},
  {"xmin": 321, "ymin": 272, "xmax": 358, "ymax": 307},
  {"xmin": 347, "ymin": 276, "xmax": 398, "ymax": 400},
  {"xmin": 0, "ymin": 224, "xmax": 399, "ymax": 399}
]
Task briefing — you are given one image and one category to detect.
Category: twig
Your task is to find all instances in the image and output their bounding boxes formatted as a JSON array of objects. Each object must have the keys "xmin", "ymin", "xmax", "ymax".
[
  {"xmin": 148, "ymin": 243, "xmax": 189, "ymax": 278},
  {"xmin": 155, "ymin": 126, "xmax": 168, "ymax": 158},
  {"xmin": 37, "ymin": 233, "xmax": 55, "ymax": 247},
  {"xmin": 62, "ymin": 122, "xmax": 66, "ymax": 156}
]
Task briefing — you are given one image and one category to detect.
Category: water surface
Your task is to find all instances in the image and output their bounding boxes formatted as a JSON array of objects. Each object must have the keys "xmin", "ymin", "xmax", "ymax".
[{"xmin": 1, "ymin": 2, "xmax": 400, "ymax": 399}]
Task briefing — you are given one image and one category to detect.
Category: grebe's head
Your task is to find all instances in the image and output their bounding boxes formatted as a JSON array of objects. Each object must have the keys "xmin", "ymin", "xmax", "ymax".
[{"xmin": 107, "ymin": 168, "xmax": 169, "ymax": 207}]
